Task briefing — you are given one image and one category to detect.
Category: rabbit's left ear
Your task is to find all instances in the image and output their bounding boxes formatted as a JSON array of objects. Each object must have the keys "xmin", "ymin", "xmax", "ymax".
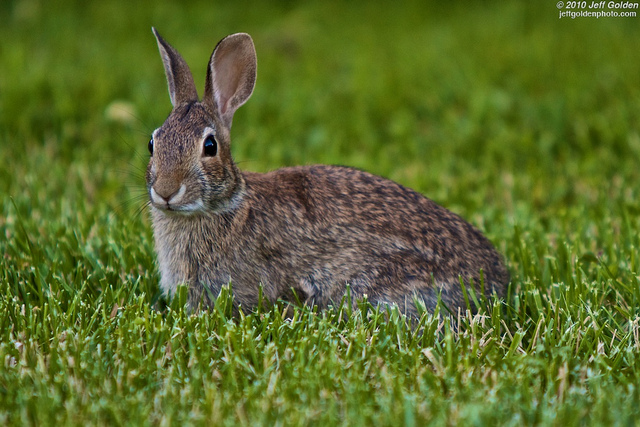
[
  {"xmin": 152, "ymin": 27, "xmax": 199, "ymax": 106},
  {"xmin": 203, "ymin": 33, "xmax": 257, "ymax": 128}
]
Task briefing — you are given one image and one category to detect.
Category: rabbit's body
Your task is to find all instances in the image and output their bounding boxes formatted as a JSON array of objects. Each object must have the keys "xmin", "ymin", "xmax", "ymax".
[
  {"xmin": 147, "ymin": 29, "xmax": 509, "ymax": 317},
  {"xmin": 153, "ymin": 163, "xmax": 508, "ymax": 316}
]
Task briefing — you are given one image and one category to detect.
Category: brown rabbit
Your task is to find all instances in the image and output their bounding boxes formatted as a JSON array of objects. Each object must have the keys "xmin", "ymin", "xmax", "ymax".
[{"xmin": 146, "ymin": 28, "xmax": 509, "ymax": 318}]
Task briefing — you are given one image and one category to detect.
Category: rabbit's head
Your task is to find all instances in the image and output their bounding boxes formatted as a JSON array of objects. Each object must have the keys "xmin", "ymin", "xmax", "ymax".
[{"xmin": 146, "ymin": 29, "xmax": 256, "ymax": 215}]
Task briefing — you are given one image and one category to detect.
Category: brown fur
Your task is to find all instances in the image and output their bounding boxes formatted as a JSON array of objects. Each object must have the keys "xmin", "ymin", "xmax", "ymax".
[{"xmin": 146, "ymin": 29, "xmax": 509, "ymax": 318}]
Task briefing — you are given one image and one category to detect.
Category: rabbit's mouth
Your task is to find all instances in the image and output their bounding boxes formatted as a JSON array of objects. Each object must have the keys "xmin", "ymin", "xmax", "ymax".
[
  {"xmin": 149, "ymin": 184, "xmax": 206, "ymax": 215},
  {"xmin": 152, "ymin": 200, "xmax": 206, "ymax": 215}
]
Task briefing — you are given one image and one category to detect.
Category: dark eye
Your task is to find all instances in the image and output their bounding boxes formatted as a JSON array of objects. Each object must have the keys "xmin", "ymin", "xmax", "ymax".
[
  {"xmin": 148, "ymin": 137, "xmax": 154, "ymax": 155},
  {"xmin": 203, "ymin": 135, "xmax": 217, "ymax": 157}
]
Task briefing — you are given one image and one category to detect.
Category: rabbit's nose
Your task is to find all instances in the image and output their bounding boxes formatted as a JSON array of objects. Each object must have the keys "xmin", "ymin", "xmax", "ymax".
[{"xmin": 151, "ymin": 183, "xmax": 186, "ymax": 205}]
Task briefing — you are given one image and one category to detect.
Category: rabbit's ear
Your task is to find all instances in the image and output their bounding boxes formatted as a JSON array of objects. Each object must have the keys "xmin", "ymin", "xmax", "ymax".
[
  {"xmin": 203, "ymin": 33, "xmax": 257, "ymax": 128},
  {"xmin": 152, "ymin": 28, "xmax": 199, "ymax": 106}
]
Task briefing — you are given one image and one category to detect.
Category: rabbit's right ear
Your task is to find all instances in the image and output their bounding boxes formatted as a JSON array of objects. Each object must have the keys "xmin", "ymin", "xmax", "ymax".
[
  {"xmin": 152, "ymin": 28, "xmax": 199, "ymax": 106},
  {"xmin": 203, "ymin": 33, "xmax": 257, "ymax": 128}
]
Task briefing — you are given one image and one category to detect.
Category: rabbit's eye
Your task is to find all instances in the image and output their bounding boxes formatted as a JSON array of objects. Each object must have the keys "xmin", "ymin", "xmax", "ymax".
[
  {"xmin": 203, "ymin": 136, "xmax": 217, "ymax": 157},
  {"xmin": 148, "ymin": 137, "xmax": 154, "ymax": 156}
]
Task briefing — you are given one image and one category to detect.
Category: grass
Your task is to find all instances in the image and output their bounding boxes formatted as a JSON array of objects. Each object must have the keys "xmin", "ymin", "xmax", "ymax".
[{"xmin": 1, "ymin": 0, "xmax": 640, "ymax": 424}]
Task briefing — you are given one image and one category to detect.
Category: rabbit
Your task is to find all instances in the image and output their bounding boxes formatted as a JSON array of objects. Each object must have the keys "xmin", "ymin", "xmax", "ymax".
[{"xmin": 146, "ymin": 28, "xmax": 509, "ymax": 319}]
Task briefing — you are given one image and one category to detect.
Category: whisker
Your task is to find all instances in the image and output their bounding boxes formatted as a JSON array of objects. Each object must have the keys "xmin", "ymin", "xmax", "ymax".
[{"xmin": 114, "ymin": 193, "xmax": 149, "ymax": 216}]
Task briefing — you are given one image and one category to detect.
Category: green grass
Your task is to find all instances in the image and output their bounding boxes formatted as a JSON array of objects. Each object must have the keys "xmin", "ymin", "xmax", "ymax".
[{"xmin": 2, "ymin": 0, "xmax": 640, "ymax": 425}]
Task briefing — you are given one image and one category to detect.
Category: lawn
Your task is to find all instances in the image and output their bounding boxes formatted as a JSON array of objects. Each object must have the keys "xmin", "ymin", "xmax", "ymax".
[{"xmin": 1, "ymin": 0, "xmax": 640, "ymax": 425}]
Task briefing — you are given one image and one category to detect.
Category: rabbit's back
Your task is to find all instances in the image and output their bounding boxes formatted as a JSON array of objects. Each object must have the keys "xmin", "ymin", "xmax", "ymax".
[{"xmin": 237, "ymin": 165, "xmax": 508, "ymax": 315}]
